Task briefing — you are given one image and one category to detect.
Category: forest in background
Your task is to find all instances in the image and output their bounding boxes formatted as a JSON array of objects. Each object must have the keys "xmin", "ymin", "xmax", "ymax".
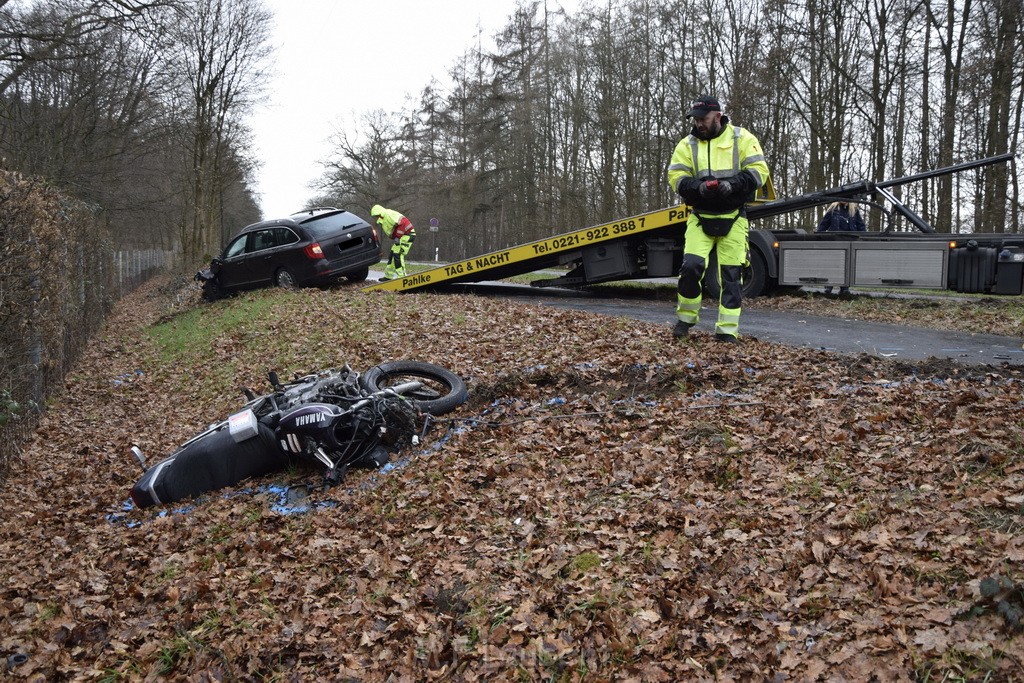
[
  {"xmin": 0, "ymin": 0, "xmax": 270, "ymax": 269},
  {"xmin": 1, "ymin": 0, "xmax": 272, "ymax": 466},
  {"xmin": 317, "ymin": 0, "xmax": 1024, "ymax": 262},
  {"xmin": 1, "ymin": 0, "xmax": 1022, "ymax": 268}
]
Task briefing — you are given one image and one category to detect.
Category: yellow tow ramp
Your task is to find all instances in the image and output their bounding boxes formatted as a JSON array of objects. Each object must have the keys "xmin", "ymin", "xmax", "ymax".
[{"xmin": 362, "ymin": 205, "xmax": 691, "ymax": 293}]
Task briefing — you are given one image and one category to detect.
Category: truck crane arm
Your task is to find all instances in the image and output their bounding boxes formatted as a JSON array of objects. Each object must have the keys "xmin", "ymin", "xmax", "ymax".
[{"xmin": 747, "ymin": 152, "xmax": 1016, "ymax": 233}]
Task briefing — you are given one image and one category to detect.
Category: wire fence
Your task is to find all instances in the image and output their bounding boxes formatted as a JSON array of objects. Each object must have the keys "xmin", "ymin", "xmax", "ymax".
[{"xmin": 0, "ymin": 171, "xmax": 174, "ymax": 483}]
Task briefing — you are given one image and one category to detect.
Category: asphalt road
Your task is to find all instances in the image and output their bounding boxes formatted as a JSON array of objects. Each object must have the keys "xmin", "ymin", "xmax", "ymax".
[
  {"xmin": 412, "ymin": 277, "xmax": 1024, "ymax": 367},
  {"xmin": 541, "ymin": 294, "xmax": 1023, "ymax": 366}
]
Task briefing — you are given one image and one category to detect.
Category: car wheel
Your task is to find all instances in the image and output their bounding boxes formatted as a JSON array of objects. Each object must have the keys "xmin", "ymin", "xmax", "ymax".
[
  {"xmin": 275, "ymin": 268, "xmax": 296, "ymax": 289},
  {"xmin": 201, "ymin": 278, "xmax": 223, "ymax": 302},
  {"xmin": 346, "ymin": 266, "xmax": 370, "ymax": 283}
]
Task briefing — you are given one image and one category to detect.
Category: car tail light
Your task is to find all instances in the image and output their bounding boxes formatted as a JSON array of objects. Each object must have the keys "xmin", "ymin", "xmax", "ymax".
[{"xmin": 304, "ymin": 242, "xmax": 325, "ymax": 259}]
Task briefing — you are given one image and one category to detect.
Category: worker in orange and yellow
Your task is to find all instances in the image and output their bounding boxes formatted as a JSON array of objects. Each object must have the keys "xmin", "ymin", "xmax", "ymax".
[{"xmin": 370, "ymin": 204, "xmax": 416, "ymax": 281}]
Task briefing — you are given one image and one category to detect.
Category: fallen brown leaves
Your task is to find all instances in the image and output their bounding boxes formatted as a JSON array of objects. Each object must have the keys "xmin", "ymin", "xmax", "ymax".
[{"xmin": 1, "ymin": 278, "xmax": 1022, "ymax": 681}]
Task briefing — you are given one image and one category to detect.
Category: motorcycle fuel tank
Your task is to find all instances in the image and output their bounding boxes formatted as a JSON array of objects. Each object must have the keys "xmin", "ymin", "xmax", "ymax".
[{"xmin": 276, "ymin": 402, "xmax": 346, "ymax": 454}]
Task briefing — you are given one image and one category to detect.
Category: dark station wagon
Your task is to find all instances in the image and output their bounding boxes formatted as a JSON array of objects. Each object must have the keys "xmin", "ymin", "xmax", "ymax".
[{"xmin": 196, "ymin": 208, "xmax": 381, "ymax": 300}]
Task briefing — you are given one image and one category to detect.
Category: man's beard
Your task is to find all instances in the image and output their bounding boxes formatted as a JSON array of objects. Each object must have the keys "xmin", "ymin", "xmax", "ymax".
[{"xmin": 694, "ymin": 121, "xmax": 722, "ymax": 140}]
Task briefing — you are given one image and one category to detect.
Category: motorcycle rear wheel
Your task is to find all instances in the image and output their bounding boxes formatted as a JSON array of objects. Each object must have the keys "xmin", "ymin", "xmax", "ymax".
[{"xmin": 360, "ymin": 361, "xmax": 468, "ymax": 415}]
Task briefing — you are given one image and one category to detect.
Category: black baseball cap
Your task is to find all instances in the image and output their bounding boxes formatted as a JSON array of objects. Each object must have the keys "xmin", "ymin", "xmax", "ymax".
[{"xmin": 687, "ymin": 95, "xmax": 722, "ymax": 118}]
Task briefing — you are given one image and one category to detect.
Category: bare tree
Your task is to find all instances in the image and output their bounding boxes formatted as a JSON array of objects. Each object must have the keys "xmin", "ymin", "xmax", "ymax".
[
  {"xmin": 925, "ymin": 0, "xmax": 974, "ymax": 232},
  {"xmin": 0, "ymin": 0, "xmax": 171, "ymax": 96},
  {"xmin": 0, "ymin": 1, "xmax": 185, "ymax": 248},
  {"xmin": 317, "ymin": 110, "xmax": 414, "ymax": 213},
  {"xmin": 163, "ymin": 0, "xmax": 272, "ymax": 267},
  {"xmin": 977, "ymin": 0, "xmax": 1019, "ymax": 232},
  {"xmin": 317, "ymin": 0, "xmax": 1022, "ymax": 254}
]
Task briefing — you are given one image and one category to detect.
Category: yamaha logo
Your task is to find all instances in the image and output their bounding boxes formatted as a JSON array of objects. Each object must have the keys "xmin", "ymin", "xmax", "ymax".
[{"xmin": 294, "ymin": 412, "xmax": 325, "ymax": 426}]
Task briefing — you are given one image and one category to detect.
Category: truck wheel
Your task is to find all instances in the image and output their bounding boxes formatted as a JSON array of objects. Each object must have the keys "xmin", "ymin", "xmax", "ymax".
[
  {"xmin": 743, "ymin": 251, "xmax": 770, "ymax": 297},
  {"xmin": 703, "ymin": 250, "xmax": 767, "ymax": 300}
]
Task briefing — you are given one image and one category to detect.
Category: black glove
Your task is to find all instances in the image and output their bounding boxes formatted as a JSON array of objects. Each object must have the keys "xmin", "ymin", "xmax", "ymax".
[
  {"xmin": 698, "ymin": 180, "xmax": 717, "ymax": 198},
  {"xmin": 717, "ymin": 179, "xmax": 734, "ymax": 196},
  {"xmin": 678, "ymin": 178, "xmax": 702, "ymax": 197}
]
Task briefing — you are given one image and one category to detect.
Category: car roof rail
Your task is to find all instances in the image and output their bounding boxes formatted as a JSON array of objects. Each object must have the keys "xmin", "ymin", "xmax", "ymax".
[{"xmin": 291, "ymin": 206, "xmax": 340, "ymax": 216}]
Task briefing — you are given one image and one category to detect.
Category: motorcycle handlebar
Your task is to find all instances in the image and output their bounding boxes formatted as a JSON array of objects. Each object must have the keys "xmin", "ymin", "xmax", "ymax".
[{"xmin": 349, "ymin": 380, "xmax": 424, "ymax": 412}]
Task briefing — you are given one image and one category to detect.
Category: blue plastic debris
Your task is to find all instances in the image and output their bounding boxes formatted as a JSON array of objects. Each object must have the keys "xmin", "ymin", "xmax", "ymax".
[{"xmin": 111, "ymin": 369, "xmax": 145, "ymax": 386}]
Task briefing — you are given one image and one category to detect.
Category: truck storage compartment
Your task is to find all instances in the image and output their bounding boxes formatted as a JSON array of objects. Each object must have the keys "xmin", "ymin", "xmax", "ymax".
[
  {"xmin": 644, "ymin": 238, "xmax": 678, "ymax": 277},
  {"xmin": 948, "ymin": 245, "xmax": 996, "ymax": 293},
  {"xmin": 778, "ymin": 243, "xmax": 848, "ymax": 287},
  {"xmin": 852, "ymin": 243, "xmax": 947, "ymax": 289},
  {"xmin": 583, "ymin": 241, "xmax": 638, "ymax": 280},
  {"xmin": 992, "ymin": 246, "xmax": 1024, "ymax": 295}
]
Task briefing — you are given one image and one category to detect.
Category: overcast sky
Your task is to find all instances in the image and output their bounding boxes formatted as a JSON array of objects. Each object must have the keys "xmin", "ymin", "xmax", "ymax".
[{"xmin": 251, "ymin": 0, "xmax": 572, "ymax": 219}]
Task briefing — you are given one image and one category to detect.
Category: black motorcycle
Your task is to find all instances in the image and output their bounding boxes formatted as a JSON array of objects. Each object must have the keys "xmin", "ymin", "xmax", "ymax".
[{"xmin": 129, "ymin": 361, "xmax": 468, "ymax": 509}]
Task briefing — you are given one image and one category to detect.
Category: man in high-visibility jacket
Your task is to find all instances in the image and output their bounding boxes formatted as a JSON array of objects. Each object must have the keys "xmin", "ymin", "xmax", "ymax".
[
  {"xmin": 370, "ymin": 204, "xmax": 416, "ymax": 280},
  {"xmin": 666, "ymin": 95, "xmax": 770, "ymax": 343}
]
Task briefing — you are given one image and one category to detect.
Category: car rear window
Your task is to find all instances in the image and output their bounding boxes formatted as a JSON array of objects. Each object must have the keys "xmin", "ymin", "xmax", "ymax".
[{"xmin": 301, "ymin": 212, "xmax": 367, "ymax": 238}]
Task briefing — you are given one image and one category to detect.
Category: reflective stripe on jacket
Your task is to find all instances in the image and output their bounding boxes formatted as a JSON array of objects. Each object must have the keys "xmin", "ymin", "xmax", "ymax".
[{"xmin": 666, "ymin": 122, "xmax": 770, "ymax": 217}]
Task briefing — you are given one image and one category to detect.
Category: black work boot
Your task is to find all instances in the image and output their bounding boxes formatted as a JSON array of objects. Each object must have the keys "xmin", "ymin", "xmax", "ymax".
[
  {"xmin": 714, "ymin": 333, "xmax": 739, "ymax": 344},
  {"xmin": 673, "ymin": 321, "xmax": 694, "ymax": 339}
]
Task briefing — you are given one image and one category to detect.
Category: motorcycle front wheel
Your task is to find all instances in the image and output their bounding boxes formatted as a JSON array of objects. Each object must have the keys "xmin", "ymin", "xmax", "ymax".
[{"xmin": 360, "ymin": 361, "xmax": 468, "ymax": 415}]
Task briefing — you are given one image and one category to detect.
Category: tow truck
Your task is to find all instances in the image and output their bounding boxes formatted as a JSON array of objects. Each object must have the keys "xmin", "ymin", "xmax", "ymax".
[{"xmin": 363, "ymin": 153, "xmax": 1022, "ymax": 298}]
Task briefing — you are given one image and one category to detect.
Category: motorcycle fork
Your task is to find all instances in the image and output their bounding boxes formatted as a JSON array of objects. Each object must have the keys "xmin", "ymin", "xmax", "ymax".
[{"xmin": 313, "ymin": 446, "xmax": 350, "ymax": 486}]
